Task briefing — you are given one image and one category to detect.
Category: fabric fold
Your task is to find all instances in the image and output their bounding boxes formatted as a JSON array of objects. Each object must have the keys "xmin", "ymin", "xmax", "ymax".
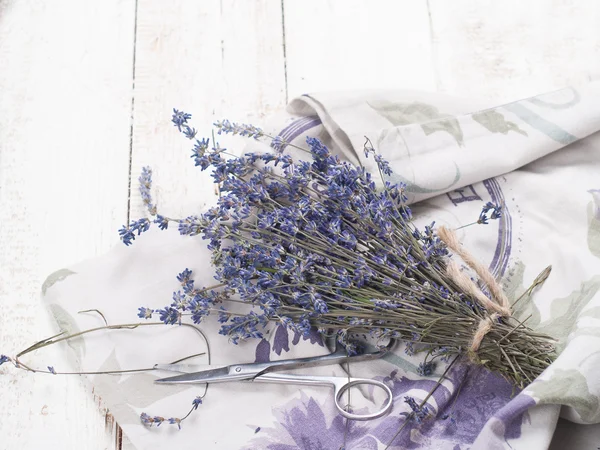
[
  {"xmin": 41, "ymin": 83, "xmax": 600, "ymax": 450},
  {"xmin": 290, "ymin": 82, "xmax": 600, "ymax": 204}
]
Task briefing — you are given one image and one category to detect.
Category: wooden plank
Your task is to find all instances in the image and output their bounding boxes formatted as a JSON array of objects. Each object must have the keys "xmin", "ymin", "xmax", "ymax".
[
  {"xmin": 0, "ymin": 0, "xmax": 136, "ymax": 448},
  {"xmin": 130, "ymin": 0, "xmax": 287, "ymax": 221},
  {"xmin": 428, "ymin": 0, "xmax": 600, "ymax": 103},
  {"xmin": 283, "ymin": 0, "xmax": 437, "ymax": 98}
]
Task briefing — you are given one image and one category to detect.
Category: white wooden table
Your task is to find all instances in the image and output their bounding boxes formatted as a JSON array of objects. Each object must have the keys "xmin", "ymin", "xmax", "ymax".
[{"xmin": 1, "ymin": 1, "xmax": 598, "ymax": 449}]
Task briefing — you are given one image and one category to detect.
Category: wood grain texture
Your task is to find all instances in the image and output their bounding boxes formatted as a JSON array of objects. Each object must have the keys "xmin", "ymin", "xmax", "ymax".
[
  {"xmin": 2, "ymin": 0, "xmax": 600, "ymax": 448},
  {"xmin": 283, "ymin": 0, "xmax": 437, "ymax": 97},
  {"xmin": 129, "ymin": 0, "xmax": 286, "ymax": 222},
  {"xmin": 0, "ymin": 0, "xmax": 135, "ymax": 449},
  {"xmin": 428, "ymin": 0, "xmax": 600, "ymax": 103}
]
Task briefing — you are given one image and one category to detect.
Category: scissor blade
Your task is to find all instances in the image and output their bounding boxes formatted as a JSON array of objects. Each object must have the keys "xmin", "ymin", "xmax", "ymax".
[
  {"xmin": 155, "ymin": 366, "xmax": 234, "ymax": 384},
  {"xmin": 154, "ymin": 363, "xmax": 226, "ymax": 374}
]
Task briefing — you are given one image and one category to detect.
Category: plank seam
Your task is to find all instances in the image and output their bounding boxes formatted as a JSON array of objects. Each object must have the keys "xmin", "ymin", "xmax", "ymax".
[
  {"xmin": 281, "ymin": 0, "xmax": 289, "ymax": 104},
  {"xmin": 126, "ymin": 0, "xmax": 140, "ymax": 224},
  {"xmin": 426, "ymin": 0, "xmax": 442, "ymax": 92}
]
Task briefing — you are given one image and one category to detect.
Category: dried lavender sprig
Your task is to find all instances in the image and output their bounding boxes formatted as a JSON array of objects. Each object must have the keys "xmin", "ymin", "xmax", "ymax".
[
  {"xmin": 213, "ymin": 119, "xmax": 263, "ymax": 139},
  {"xmin": 171, "ymin": 109, "xmax": 192, "ymax": 131},
  {"xmin": 140, "ymin": 396, "xmax": 203, "ymax": 430},
  {"xmin": 213, "ymin": 118, "xmax": 310, "ymax": 154},
  {"xmin": 124, "ymin": 111, "xmax": 555, "ymax": 387},
  {"xmin": 139, "ymin": 167, "xmax": 157, "ymax": 215},
  {"xmin": 402, "ymin": 396, "xmax": 429, "ymax": 422},
  {"xmin": 455, "ymin": 202, "xmax": 503, "ymax": 230},
  {"xmin": 2, "ymin": 314, "xmax": 210, "ymax": 377},
  {"xmin": 2, "ymin": 313, "xmax": 212, "ymax": 428}
]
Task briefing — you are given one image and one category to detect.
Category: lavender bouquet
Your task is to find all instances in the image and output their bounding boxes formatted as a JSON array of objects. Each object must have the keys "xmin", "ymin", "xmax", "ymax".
[{"xmin": 123, "ymin": 110, "xmax": 555, "ymax": 389}]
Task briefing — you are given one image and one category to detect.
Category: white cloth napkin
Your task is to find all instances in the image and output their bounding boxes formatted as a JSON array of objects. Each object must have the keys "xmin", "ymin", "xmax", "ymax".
[{"xmin": 42, "ymin": 83, "xmax": 600, "ymax": 449}]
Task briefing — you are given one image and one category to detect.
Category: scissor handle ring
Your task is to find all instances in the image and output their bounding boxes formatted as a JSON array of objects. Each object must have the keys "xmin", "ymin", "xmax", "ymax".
[{"xmin": 333, "ymin": 378, "xmax": 393, "ymax": 421}]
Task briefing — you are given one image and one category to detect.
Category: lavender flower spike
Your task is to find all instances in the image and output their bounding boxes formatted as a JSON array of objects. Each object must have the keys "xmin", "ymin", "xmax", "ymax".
[
  {"xmin": 172, "ymin": 109, "xmax": 192, "ymax": 131},
  {"xmin": 168, "ymin": 418, "xmax": 182, "ymax": 429},
  {"xmin": 402, "ymin": 396, "xmax": 429, "ymax": 423},
  {"xmin": 213, "ymin": 119, "xmax": 263, "ymax": 139},
  {"xmin": 183, "ymin": 126, "xmax": 197, "ymax": 140},
  {"xmin": 118, "ymin": 218, "xmax": 151, "ymax": 246},
  {"xmin": 478, "ymin": 202, "xmax": 502, "ymax": 224},
  {"xmin": 192, "ymin": 396, "xmax": 203, "ymax": 410},
  {"xmin": 137, "ymin": 307, "xmax": 154, "ymax": 319},
  {"xmin": 417, "ymin": 361, "xmax": 436, "ymax": 376},
  {"xmin": 139, "ymin": 167, "xmax": 157, "ymax": 215}
]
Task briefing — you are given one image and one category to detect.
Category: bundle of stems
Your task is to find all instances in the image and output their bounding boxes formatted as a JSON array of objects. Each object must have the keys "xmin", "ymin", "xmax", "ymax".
[{"xmin": 124, "ymin": 112, "xmax": 555, "ymax": 388}]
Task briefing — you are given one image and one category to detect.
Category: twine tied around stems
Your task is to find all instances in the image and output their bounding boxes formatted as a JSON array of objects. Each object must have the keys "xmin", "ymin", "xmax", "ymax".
[{"xmin": 437, "ymin": 226, "xmax": 512, "ymax": 356}]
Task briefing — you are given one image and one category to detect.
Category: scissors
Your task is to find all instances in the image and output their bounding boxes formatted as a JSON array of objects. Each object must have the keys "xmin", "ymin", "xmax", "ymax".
[{"xmin": 154, "ymin": 339, "xmax": 395, "ymax": 421}]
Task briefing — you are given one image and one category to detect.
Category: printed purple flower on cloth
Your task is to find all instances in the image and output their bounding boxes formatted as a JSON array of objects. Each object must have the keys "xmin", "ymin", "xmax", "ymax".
[
  {"xmin": 272, "ymin": 324, "xmax": 324, "ymax": 356},
  {"xmin": 370, "ymin": 372, "xmax": 453, "ymax": 448},
  {"xmin": 273, "ymin": 325, "xmax": 291, "ymax": 355},
  {"xmin": 242, "ymin": 362, "xmax": 534, "ymax": 450},
  {"xmin": 255, "ymin": 324, "xmax": 326, "ymax": 363},
  {"xmin": 255, "ymin": 338, "xmax": 271, "ymax": 363},
  {"xmin": 371, "ymin": 364, "xmax": 532, "ymax": 449},
  {"xmin": 481, "ymin": 393, "xmax": 536, "ymax": 441},
  {"xmin": 248, "ymin": 328, "xmax": 534, "ymax": 448},
  {"xmin": 245, "ymin": 393, "xmax": 378, "ymax": 450}
]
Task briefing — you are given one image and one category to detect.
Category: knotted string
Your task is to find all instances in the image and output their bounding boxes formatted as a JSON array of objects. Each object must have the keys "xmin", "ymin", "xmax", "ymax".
[{"xmin": 437, "ymin": 226, "xmax": 511, "ymax": 356}]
